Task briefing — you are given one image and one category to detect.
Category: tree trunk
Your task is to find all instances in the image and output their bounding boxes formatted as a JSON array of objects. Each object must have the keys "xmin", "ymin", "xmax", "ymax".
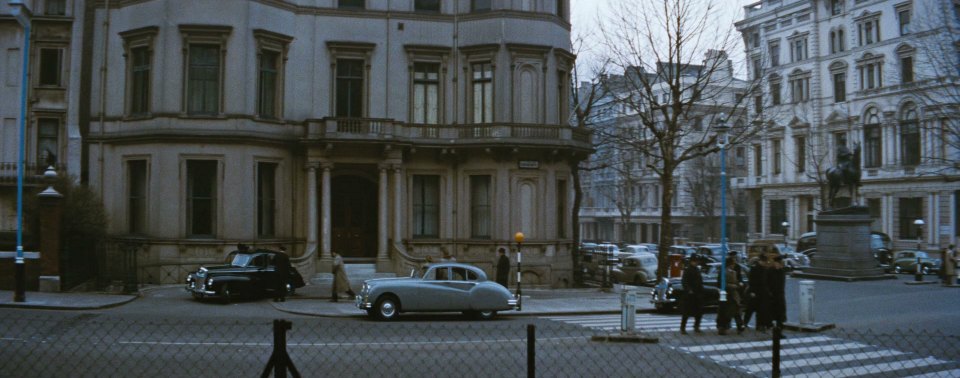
[{"xmin": 656, "ymin": 171, "xmax": 676, "ymax": 281}]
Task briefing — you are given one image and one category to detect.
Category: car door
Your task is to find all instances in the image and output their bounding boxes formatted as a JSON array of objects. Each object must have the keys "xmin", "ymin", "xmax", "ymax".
[{"xmin": 417, "ymin": 266, "xmax": 465, "ymax": 311}]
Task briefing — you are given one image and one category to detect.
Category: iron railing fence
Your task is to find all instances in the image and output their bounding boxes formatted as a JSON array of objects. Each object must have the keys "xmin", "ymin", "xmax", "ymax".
[{"xmin": 0, "ymin": 312, "xmax": 958, "ymax": 378}]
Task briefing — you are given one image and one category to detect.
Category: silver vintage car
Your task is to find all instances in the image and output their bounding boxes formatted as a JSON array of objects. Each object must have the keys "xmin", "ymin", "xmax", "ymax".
[{"xmin": 356, "ymin": 262, "xmax": 519, "ymax": 320}]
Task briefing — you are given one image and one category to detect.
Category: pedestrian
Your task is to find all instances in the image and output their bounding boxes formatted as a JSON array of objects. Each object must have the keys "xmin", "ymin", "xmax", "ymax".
[
  {"xmin": 679, "ymin": 255, "xmax": 705, "ymax": 335},
  {"xmin": 768, "ymin": 254, "xmax": 787, "ymax": 333},
  {"xmin": 717, "ymin": 257, "xmax": 744, "ymax": 335},
  {"xmin": 952, "ymin": 244, "xmax": 959, "ymax": 285},
  {"xmin": 273, "ymin": 247, "xmax": 291, "ymax": 302},
  {"xmin": 441, "ymin": 248, "xmax": 456, "ymax": 262},
  {"xmin": 942, "ymin": 245, "xmax": 956, "ymax": 286},
  {"xmin": 742, "ymin": 254, "xmax": 771, "ymax": 332},
  {"xmin": 496, "ymin": 247, "xmax": 510, "ymax": 287},
  {"xmin": 330, "ymin": 251, "xmax": 355, "ymax": 302}
]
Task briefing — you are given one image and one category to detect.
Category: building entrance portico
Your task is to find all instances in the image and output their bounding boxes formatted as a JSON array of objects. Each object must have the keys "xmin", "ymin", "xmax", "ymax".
[{"xmin": 331, "ymin": 175, "xmax": 377, "ymax": 261}]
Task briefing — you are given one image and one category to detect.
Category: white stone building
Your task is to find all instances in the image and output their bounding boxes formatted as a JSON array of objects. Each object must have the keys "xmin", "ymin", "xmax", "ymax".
[
  {"xmin": 735, "ymin": 0, "xmax": 960, "ymax": 249},
  {"xmin": 2, "ymin": 0, "xmax": 590, "ymax": 288},
  {"xmin": 578, "ymin": 52, "xmax": 752, "ymax": 245}
]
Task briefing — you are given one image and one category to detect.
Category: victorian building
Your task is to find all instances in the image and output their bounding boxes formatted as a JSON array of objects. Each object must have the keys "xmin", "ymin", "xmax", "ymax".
[
  {"xmin": 2, "ymin": 0, "xmax": 590, "ymax": 288},
  {"xmin": 736, "ymin": 0, "xmax": 960, "ymax": 249},
  {"xmin": 578, "ymin": 52, "xmax": 752, "ymax": 245}
]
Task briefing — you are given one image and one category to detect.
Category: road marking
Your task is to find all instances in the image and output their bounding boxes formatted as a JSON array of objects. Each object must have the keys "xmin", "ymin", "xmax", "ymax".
[
  {"xmin": 709, "ymin": 342, "xmax": 869, "ymax": 362},
  {"xmin": 680, "ymin": 336, "xmax": 833, "ymax": 353},
  {"xmin": 118, "ymin": 336, "xmax": 584, "ymax": 348},
  {"xmin": 737, "ymin": 350, "xmax": 907, "ymax": 374},
  {"xmin": 542, "ymin": 313, "xmax": 717, "ymax": 332},
  {"xmin": 784, "ymin": 357, "xmax": 951, "ymax": 378}
]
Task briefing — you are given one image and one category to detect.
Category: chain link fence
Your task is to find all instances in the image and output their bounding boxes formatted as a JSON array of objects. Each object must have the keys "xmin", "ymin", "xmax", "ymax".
[{"xmin": 0, "ymin": 312, "xmax": 958, "ymax": 377}]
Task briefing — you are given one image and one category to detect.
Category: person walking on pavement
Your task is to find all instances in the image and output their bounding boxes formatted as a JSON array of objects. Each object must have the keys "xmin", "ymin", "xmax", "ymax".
[
  {"xmin": 330, "ymin": 251, "xmax": 355, "ymax": 302},
  {"xmin": 273, "ymin": 247, "xmax": 291, "ymax": 302},
  {"xmin": 680, "ymin": 255, "xmax": 705, "ymax": 335},
  {"xmin": 768, "ymin": 254, "xmax": 788, "ymax": 333},
  {"xmin": 496, "ymin": 247, "xmax": 510, "ymax": 287},
  {"xmin": 441, "ymin": 248, "xmax": 456, "ymax": 262},
  {"xmin": 743, "ymin": 253, "xmax": 771, "ymax": 332},
  {"xmin": 717, "ymin": 256, "xmax": 745, "ymax": 335},
  {"xmin": 941, "ymin": 245, "xmax": 955, "ymax": 286}
]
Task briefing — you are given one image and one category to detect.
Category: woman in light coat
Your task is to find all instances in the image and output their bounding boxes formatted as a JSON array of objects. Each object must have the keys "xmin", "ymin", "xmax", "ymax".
[{"xmin": 331, "ymin": 251, "xmax": 355, "ymax": 302}]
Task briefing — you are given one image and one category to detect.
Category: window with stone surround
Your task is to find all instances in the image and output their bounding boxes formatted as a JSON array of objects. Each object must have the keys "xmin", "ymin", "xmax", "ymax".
[
  {"xmin": 254, "ymin": 30, "xmax": 292, "ymax": 120},
  {"xmin": 900, "ymin": 102, "xmax": 920, "ymax": 166},
  {"xmin": 127, "ymin": 159, "xmax": 148, "ymax": 235},
  {"xmin": 121, "ymin": 26, "xmax": 158, "ymax": 117},
  {"xmin": 412, "ymin": 175, "xmax": 440, "ymax": 238},
  {"xmin": 187, "ymin": 159, "xmax": 218, "ymax": 237},
  {"xmin": 257, "ymin": 162, "xmax": 277, "ymax": 238},
  {"xmin": 180, "ymin": 25, "xmax": 232, "ymax": 116},
  {"xmin": 863, "ymin": 107, "xmax": 882, "ymax": 168},
  {"xmin": 470, "ymin": 175, "xmax": 491, "ymax": 238}
]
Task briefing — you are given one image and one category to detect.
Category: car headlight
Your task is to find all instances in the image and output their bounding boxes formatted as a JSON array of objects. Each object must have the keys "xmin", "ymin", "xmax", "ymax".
[{"xmin": 206, "ymin": 278, "xmax": 214, "ymax": 287}]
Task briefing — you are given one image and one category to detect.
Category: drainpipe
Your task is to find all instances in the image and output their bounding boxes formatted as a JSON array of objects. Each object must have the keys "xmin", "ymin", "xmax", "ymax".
[{"xmin": 98, "ymin": 0, "xmax": 110, "ymax": 194}]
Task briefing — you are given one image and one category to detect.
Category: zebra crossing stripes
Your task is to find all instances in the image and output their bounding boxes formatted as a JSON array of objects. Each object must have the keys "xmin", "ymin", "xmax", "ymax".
[
  {"xmin": 675, "ymin": 336, "xmax": 960, "ymax": 377},
  {"xmin": 542, "ymin": 313, "xmax": 717, "ymax": 332}
]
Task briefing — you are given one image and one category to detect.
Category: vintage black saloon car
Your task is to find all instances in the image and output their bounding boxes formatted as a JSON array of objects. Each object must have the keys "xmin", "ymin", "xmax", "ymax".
[{"xmin": 186, "ymin": 249, "xmax": 305, "ymax": 302}]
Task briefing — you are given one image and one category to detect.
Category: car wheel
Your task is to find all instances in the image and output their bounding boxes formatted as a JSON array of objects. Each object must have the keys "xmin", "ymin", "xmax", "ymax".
[
  {"xmin": 894, "ymin": 265, "xmax": 902, "ymax": 274},
  {"xmin": 374, "ymin": 295, "xmax": 400, "ymax": 321},
  {"xmin": 286, "ymin": 283, "xmax": 296, "ymax": 296},
  {"xmin": 220, "ymin": 284, "xmax": 233, "ymax": 304},
  {"xmin": 634, "ymin": 274, "xmax": 647, "ymax": 286},
  {"xmin": 477, "ymin": 310, "xmax": 497, "ymax": 320},
  {"xmin": 922, "ymin": 265, "xmax": 930, "ymax": 275}
]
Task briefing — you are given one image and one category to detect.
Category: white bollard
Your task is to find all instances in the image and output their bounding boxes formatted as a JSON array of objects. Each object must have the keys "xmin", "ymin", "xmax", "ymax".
[
  {"xmin": 620, "ymin": 289, "xmax": 637, "ymax": 333},
  {"xmin": 799, "ymin": 280, "xmax": 815, "ymax": 325}
]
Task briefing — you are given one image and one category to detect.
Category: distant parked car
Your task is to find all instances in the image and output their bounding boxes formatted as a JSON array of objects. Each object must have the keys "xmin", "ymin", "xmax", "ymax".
[
  {"xmin": 611, "ymin": 253, "xmax": 658, "ymax": 286},
  {"xmin": 888, "ymin": 250, "xmax": 942, "ymax": 275},
  {"xmin": 668, "ymin": 245, "xmax": 698, "ymax": 258},
  {"xmin": 356, "ymin": 263, "xmax": 518, "ymax": 320},
  {"xmin": 185, "ymin": 249, "xmax": 305, "ymax": 302},
  {"xmin": 623, "ymin": 245, "xmax": 652, "ymax": 255}
]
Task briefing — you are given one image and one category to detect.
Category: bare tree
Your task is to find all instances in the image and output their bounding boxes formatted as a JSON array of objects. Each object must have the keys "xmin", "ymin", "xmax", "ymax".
[
  {"xmin": 595, "ymin": 0, "xmax": 764, "ymax": 280},
  {"xmin": 683, "ymin": 153, "xmax": 721, "ymax": 240}
]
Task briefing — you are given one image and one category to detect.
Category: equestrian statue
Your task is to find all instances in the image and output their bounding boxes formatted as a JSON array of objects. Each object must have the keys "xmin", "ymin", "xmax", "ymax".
[{"xmin": 826, "ymin": 143, "xmax": 862, "ymax": 209}]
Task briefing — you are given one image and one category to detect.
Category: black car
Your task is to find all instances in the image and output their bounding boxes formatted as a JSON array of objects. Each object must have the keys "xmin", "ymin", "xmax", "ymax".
[
  {"xmin": 185, "ymin": 249, "xmax": 305, "ymax": 302},
  {"xmin": 650, "ymin": 262, "xmax": 723, "ymax": 312}
]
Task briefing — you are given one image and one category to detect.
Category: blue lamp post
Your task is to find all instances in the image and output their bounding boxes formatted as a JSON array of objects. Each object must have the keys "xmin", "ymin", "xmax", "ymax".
[
  {"xmin": 9, "ymin": 0, "xmax": 32, "ymax": 303},
  {"xmin": 715, "ymin": 115, "xmax": 730, "ymax": 303}
]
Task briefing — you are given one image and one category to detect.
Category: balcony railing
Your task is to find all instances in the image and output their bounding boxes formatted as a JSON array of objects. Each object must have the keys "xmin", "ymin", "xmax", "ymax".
[
  {"xmin": 305, "ymin": 118, "xmax": 592, "ymax": 147},
  {"xmin": 0, "ymin": 162, "xmax": 57, "ymax": 184}
]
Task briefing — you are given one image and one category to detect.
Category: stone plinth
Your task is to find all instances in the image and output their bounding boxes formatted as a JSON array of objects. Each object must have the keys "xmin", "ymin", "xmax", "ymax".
[{"xmin": 794, "ymin": 206, "xmax": 892, "ymax": 281}]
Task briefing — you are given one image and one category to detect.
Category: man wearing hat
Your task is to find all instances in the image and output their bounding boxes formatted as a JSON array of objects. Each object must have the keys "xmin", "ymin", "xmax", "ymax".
[{"xmin": 680, "ymin": 254, "xmax": 705, "ymax": 334}]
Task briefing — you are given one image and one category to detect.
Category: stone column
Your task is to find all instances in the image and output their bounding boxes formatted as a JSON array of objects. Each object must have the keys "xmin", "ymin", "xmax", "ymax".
[
  {"xmin": 393, "ymin": 166, "xmax": 402, "ymax": 245},
  {"xmin": 377, "ymin": 165, "xmax": 390, "ymax": 271},
  {"xmin": 319, "ymin": 163, "xmax": 333, "ymax": 272},
  {"xmin": 305, "ymin": 164, "xmax": 318, "ymax": 259}
]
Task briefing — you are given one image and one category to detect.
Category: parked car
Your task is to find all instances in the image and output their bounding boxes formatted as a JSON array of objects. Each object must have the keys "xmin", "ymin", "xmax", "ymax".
[
  {"xmin": 356, "ymin": 262, "xmax": 518, "ymax": 320},
  {"xmin": 650, "ymin": 261, "xmax": 722, "ymax": 312},
  {"xmin": 185, "ymin": 249, "xmax": 305, "ymax": 302},
  {"xmin": 888, "ymin": 250, "xmax": 942, "ymax": 275},
  {"xmin": 611, "ymin": 253, "xmax": 658, "ymax": 286},
  {"xmin": 622, "ymin": 245, "xmax": 652, "ymax": 255},
  {"xmin": 668, "ymin": 245, "xmax": 698, "ymax": 258},
  {"xmin": 795, "ymin": 231, "xmax": 892, "ymax": 264},
  {"xmin": 696, "ymin": 244, "xmax": 726, "ymax": 263},
  {"xmin": 581, "ymin": 243, "xmax": 623, "ymax": 279}
]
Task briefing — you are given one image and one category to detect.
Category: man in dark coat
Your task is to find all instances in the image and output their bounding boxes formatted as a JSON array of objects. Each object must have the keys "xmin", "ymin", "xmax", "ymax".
[
  {"xmin": 274, "ymin": 248, "xmax": 291, "ymax": 302},
  {"xmin": 717, "ymin": 256, "xmax": 745, "ymax": 335},
  {"xmin": 768, "ymin": 254, "xmax": 787, "ymax": 330},
  {"xmin": 680, "ymin": 255, "xmax": 705, "ymax": 334},
  {"xmin": 743, "ymin": 253, "xmax": 770, "ymax": 332},
  {"xmin": 496, "ymin": 247, "xmax": 510, "ymax": 287}
]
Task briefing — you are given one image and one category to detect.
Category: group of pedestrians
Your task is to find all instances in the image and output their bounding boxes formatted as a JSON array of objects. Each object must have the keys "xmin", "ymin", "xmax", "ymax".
[{"xmin": 678, "ymin": 252, "xmax": 787, "ymax": 336}]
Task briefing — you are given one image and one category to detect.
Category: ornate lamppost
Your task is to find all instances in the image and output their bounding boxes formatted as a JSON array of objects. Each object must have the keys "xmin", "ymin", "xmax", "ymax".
[
  {"xmin": 781, "ymin": 221, "xmax": 790, "ymax": 247},
  {"xmin": 714, "ymin": 115, "xmax": 730, "ymax": 303}
]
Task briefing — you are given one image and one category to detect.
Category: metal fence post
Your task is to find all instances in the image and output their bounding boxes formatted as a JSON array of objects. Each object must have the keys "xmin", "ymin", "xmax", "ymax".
[
  {"xmin": 772, "ymin": 326, "xmax": 782, "ymax": 378},
  {"xmin": 262, "ymin": 319, "xmax": 301, "ymax": 378},
  {"xmin": 527, "ymin": 324, "xmax": 536, "ymax": 378}
]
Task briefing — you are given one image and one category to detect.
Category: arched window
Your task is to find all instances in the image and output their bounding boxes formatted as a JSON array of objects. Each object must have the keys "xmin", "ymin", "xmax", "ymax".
[
  {"xmin": 899, "ymin": 102, "xmax": 920, "ymax": 166},
  {"xmin": 863, "ymin": 107, "xmax": 882, "ymax": 167}
]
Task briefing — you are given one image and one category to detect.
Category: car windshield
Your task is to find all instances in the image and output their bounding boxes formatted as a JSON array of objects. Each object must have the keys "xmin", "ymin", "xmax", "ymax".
[
  {"xmin": 230, "ymin": 254, "xmax": 252, "ymax": 267},
  {"xmin": 871, "ymin": 235, "xmax": 891, "ymax": 250}
]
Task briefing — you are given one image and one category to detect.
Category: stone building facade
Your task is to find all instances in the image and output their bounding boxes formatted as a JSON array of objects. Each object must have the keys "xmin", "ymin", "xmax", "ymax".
[
  {"xmin": 736, "ymin": 0, "xmax": 960, "ymax": 249},
  {"xmin": 3, "ymin": 0, "xmax": 590, "ymax": 288}
]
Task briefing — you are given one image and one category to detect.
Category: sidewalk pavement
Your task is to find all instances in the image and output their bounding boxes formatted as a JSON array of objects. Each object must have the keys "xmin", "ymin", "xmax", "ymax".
[{"xmin": 0, "ymin": 283, "xmax": 659, "ymax": 317}]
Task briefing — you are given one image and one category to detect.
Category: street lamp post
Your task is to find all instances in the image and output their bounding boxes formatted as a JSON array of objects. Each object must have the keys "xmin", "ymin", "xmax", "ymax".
[
  {"xmin": 514, "ymin": 231, "xmax": 524, "ymax": 311},
  {"xmin": 781, "ymin": 221, "xmax": 790, "ymax": 247},
  {"xmin": 715, "ymin": 115, "xmax": 730, "ymax": 303},
  {"xmin": 9, "ymin": 0, "xmax": 32, "ymax": 303},
  {"xmin": 914, "ymin": 219, "xmax": 924, "ymax": 282}
]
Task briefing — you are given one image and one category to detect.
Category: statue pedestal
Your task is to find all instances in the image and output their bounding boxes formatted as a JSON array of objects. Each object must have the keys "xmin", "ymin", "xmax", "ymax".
[{"xmin": 793, "ymin": 206, "xmax": 894, "ymax": 281}]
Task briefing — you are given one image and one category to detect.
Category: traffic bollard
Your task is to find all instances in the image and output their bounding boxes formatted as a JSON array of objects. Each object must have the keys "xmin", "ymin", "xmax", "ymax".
[
  {"xmin": 620, "ymin": 289, "xmax": 636, "ymax": 333},
  {"xmin": 798, "ymin": 280, "xmax": 814, "ymax": 326},
  {"xmin": 915, "ymin": 257, "xmax": 923, "ymax": 282}
]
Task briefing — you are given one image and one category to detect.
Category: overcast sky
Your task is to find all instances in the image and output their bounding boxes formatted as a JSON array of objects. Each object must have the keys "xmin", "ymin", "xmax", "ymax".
[{"xmin": 568, "ymin": 0, "xmax": 759, "ymax": 77}]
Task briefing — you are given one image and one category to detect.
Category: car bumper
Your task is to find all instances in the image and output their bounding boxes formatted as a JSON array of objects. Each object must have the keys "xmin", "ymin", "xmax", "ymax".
[
  {"xmin": 356, "ymin": 295, "xmax": 371, "ymax": 309},
  {"xmin": 185, "ymin": 279, "xmax": 217, "ymax": 296}
]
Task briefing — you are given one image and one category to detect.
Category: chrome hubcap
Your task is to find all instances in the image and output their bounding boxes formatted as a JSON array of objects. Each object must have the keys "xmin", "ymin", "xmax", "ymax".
[{"xmin": 380, "ymin": 301, "xmax": 396, "ymax": 317}]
